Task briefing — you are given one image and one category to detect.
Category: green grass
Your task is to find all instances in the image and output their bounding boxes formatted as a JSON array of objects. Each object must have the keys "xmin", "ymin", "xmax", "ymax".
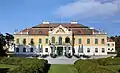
[
  {"xmin": 48, "ymin": 64, "xmax": 78, "ymax": 73},
  {"xmin": 0, "ymin": 64, "xmax": 16, "ymax": 69},
  {"xmin": 0, "ymin": 64, "xmax": 16, "ymax": 73}
]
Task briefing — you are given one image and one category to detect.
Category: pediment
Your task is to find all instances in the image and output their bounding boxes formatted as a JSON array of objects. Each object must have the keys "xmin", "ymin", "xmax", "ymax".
[{"xmin": 51, "ymin": 25, "xmax": 71, "ymax": 34}]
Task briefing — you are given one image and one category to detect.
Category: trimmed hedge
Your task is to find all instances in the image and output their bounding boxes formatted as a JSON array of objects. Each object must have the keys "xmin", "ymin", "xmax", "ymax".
[
  {"xmin": 0, "ymin": 57, "xmax": 48, "ymax": 73},
  {"xmin": 74, "ymin": 57, "xmax": 120, "ymax": 73}
]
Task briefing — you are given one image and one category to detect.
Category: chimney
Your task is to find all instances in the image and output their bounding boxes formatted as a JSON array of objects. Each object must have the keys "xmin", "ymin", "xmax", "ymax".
[
  {"xmin": 89, "ymin": 27, "xmax": 94, "ymax": 34},
  {"xmin": 42, "ymin": 21, "xmax": 50, "ymax": 24},
  {"xmin": 70, "ymin": 21, "xmax": 78, "ymax": 24}
]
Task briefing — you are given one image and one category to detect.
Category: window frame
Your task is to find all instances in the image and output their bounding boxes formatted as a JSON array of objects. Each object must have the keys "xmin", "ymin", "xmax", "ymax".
[
  {"xmin": 87, "ymin": 48, "xmax": 90, "ymax": 53},
  {"xmin": 95, "ymin": 39, "xmax": 98, "ymax": 44},
  {"xmin": 23, "ymin": 47, "xmax": 26, "ymax": 52},
  {"xmin": 87, "ymin": 39, "xmax": 90, "ymax": 44},
  {"xmin": 78, "ymin": 38, "xmax": 82, "ymax": 44},
  {"xmin": 45, "ymin": 48, "xmax": 48, "ymax": 52},
  {"xmin": 16, "ymin": 48, "xmax": 19, "ymax": 52}
]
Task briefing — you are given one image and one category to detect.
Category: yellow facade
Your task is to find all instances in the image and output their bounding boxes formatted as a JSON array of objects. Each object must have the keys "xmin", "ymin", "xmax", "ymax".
[{"xmin": 14, "ymin": 34, "xmax": 107, "ymax": 46}]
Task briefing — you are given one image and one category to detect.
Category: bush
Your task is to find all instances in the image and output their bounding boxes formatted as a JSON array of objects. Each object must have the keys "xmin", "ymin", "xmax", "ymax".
[
  {"xmin": 74, "ymin": 58, "xmax": 120, "ymax": 73},
  {"xmin": 0, "ymin": 57, "xmax": 48, "ymax": 73}
]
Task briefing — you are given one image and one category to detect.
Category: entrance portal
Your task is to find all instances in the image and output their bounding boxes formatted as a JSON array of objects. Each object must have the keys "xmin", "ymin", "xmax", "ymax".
[{"xmin": 57, "ymin": 47, "xmax": 63, "ymax": 56}]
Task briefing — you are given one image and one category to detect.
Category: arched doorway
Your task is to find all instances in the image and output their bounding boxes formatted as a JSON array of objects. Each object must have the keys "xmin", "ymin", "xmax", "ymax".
[
  {"xmin": 65, "ymin": 37, "xmax": 70, "ymax": 43},
  {"xmin": 58, "ymin": 36, "xmax": 62, "ymax": 45}
]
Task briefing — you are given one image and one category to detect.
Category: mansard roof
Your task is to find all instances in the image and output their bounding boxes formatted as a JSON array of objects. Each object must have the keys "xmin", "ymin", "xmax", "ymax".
[
  {"xmin": 14, "ymin": 23, "xmax": 104, "ymax": 35},
  {"xmin": 32, "ymin": 23, "xmax": 88, "ymax": 28}
]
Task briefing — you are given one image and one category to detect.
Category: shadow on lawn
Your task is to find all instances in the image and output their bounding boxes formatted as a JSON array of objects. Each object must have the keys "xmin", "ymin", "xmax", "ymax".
[
  {"xmin": 44, "ymin": 64, "xmax": 51, "ymax": 73},
  {"xmin": 0, "ymin": 68, "xmax": 9, "ymax": 73}
]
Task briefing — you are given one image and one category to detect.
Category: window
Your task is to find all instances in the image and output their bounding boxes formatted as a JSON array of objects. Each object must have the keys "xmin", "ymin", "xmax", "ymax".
[
  {"xmin": 108, "ymin": 44, "xmax": 110, "ymax": 46},
  {"xmin": 78, "ymin": 38, "xmax": 82, "ymax": 44},
  {"xmin": 87, "ymin": 48, "xmax": 90, "ymax": 53},
  {"xmin": 112, "ymin": 48, "xmax": 114, "ymax": 50},
  {"xmin": 58, "ymin": 36, "xmax": 62, "ymax": 45},
  {"xmin": 112, "ymin": 44, "xmax": 114, "ymax": 46},
  {"xmin": 46, "ymin": 38, "xmax": 48, "ymax": 44},
  {"xmin": 102, "ymin": 48, "xmax": 105, "ymax": 53},
  {"xmin": 68, "ymin": 47, "xmax": 71, "ymax": 50},
  {"xmin": 30, "ymin": 38, "xmax": 34, "ymax": 45},
  {"xmin": 16, "ymin": 48, "xmax": 19, "ymax": 52},
  {"xmin": 95, "ymin": 39, "xmax": 98, "ymax": 44},
  {"xmin": 101, "ymin": 39, "xmax": 105, "ymax": 44},
  {"xmin": 23, "ymin": 38, "xmax": 26, "ymax": 45},
  {"xmin": 39, "ymin": 38, "xmax": 42, "ymax": 44},
  {"xmin": 45, "ymin": 48, "xmax": 48, "ymax": 52},
  {"xmin": 30, "ymin": 48, "xmax": 33, "ymax": 52},
  {"xmin": 87, "ymin": 39, "xmax": 90, "ymax": 44},
  {"xmin": 16, "ymin": 38, "xmax": 19, "ymax": 44},
  {"xmin": 23, "ymin": 48, "xmax": 26, "ymax": 52},
  {"xmin": 52, "ymin": 37, "xmax": 55, "ymax": 43},
  {"xmin": 65, "ymin": 37, "xmax": 70, "ymax": 43},
  {"xmin": 95, "ymin": 48, "xmax": 98, "ymax": 53}
]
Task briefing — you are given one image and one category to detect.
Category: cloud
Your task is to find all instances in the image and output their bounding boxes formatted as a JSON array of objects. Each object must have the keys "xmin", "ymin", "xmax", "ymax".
[{"xmin": 54, "ymin": 0, "xmax": 120, "ymax": 18}]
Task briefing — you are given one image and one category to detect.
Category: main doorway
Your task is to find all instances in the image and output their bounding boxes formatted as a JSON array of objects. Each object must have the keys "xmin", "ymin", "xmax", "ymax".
[{"xmin": 57, "ymin": 47, "xmax": 63, "ymax": 56}]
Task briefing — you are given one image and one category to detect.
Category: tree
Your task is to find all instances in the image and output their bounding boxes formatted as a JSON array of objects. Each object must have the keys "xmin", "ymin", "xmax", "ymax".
[
  {"xmin": 110, "ymin": 36, "xmax": 120, "ymax": 57},
  {"xmin": 0, "ymin": 33, "xmax": 14, "ymax": 57}
]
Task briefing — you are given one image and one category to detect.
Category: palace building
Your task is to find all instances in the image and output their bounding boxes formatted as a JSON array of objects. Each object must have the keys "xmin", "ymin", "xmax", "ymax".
[{"xmin": 13, "ymin": 21, "xmax": 116, "ymax": 56}]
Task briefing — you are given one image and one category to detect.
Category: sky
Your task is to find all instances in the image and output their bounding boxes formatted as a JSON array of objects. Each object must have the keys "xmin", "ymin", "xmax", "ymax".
[{"xmin": 0, "ymin": 0, "xmax": 120, "ymax": 36}]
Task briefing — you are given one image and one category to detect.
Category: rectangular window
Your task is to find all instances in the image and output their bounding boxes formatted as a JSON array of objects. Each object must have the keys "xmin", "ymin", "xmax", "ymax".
[
  {"xmin": 30, "ymin": 48, "xmax": 33, "ymax": 52},
  {"xmin": 95, "ymin": 39, "xmax": 98, "ymax": 44},
  {"xmin": 39, "ymin": 38, "xmax": 42, "ymax": 44},
  {"xmin": 102, "ymin": 48, "xmax": 105, "ymax": 53},
  {"xmin": 23, "ymin": 48, "xmax": 26, "ymax": 52},
  {"xmin": 68, "ymin": 47, "xmax": 71, "ymax": 50},
  {"xmin": 87, "ymin": 39, "xmax": 90, "ymax": 44},
  {"xmin": 45, "ymin": 48, "xmax": 48, "ymax": 52},
  {"xmin": 16, "ymin": 48, "xmax": 19, "ymax": 52},
  {"xmin": 87, "ymin": 48, "xmax": 90, "ymax": 53},
  {"xmin": 102, "ymin": 39, "xmax": 105, "ymax": 44},
  {"xmin": 95, "ymin": 48, "xmax": 98, "ymax": 53},
  {"xmin": 78, "ymin": 39, "xmax": 82, "ymax": 44},
  {"xmin": 16, "ymin": 38, "xmax": 19, "ymax": 44},
  {"xmin": 46, "ymin": 38, "xmax": 48, "ymax": 44}
]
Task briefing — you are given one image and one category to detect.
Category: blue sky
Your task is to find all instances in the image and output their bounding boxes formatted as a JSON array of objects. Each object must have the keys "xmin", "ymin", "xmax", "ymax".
[{"xmin": 0, "ymin": 0, "xmax": 120, "ymax": 36}]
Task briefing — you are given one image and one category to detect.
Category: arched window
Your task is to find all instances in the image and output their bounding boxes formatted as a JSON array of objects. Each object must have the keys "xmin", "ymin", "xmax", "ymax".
[
  {"xmin": 23, "ymin": 38, "xmax": 26, "ymax": 45},
  {"xmin": 59, "ymin": 36, "xmax": 62, "ymax": 45},
  {"xmin": 65, "ymin": 37, "xmax": 70, "ymax": 43},
  {"xmin": 46, "ymin": 38, "xmax": 48, "ymax": 44},
  {"xmin": 52, "ymin": 37, "xmax": 55, "ymax": 43}
]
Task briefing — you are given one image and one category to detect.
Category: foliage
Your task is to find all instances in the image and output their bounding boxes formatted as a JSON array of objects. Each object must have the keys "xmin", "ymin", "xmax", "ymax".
[
  {"xmin": 0, "ymin": 33, "xmax": 14, "ymax": 57},
  {"xmin": 110, "ymin": 36, "xmax": 120, "ymax": 57},
  {"xmin": 74, "ymin": 57, "xmax": 120, "ymax": 73},
  {"xmin": 0, "ymin": 57, "xmax": 48, "ymax": 73}
]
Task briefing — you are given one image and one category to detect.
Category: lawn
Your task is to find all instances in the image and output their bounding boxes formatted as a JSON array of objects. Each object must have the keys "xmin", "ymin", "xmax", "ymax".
[
  {"xmin": 0, "ymin": 64, "xmax": 16, "ymax": 73},
  {"xmin": 48, "ymin": 64, "xmax": 78, "ymax": 73}
]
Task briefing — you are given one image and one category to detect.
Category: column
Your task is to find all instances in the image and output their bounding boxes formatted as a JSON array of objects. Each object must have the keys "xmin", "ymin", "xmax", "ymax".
[
  {"xmin": 71, "ymin": 46, "xmax": 73, "ymax": 55},
  {"xmin": 63, "ymin": 46, "xmax": 65, "ymax": 55},
  {"xmin": 55, "ymin": 46, "xmax": 57, "ymax": 55}
]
